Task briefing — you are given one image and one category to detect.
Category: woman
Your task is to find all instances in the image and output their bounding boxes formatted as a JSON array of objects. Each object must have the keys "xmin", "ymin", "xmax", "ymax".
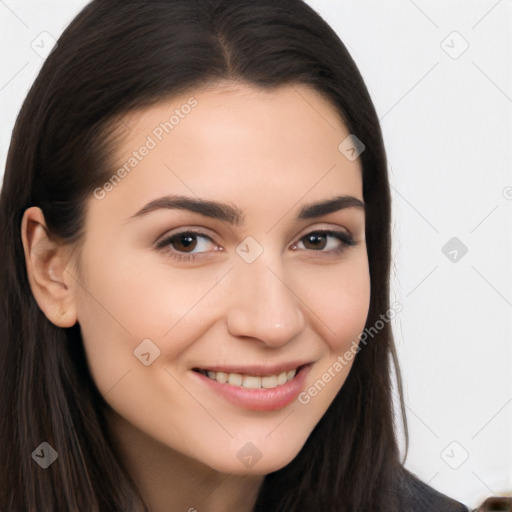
[{"xmin": 0, "ymin": 0, "xmax": 471, "ymax": 510}]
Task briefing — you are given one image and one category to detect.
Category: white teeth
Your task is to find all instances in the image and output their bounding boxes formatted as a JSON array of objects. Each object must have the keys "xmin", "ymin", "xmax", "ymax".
[
  {"xmin": 216, "ymin": 371, "xmax": 228, "ymax": 384},
  {"xmin": 228, "ymin": 373, "xmax": 242, "ymax": 386},
  {"xmin": 277, "ymin": 371, "xmax": 287, "ymax": 385},
  {"xmin": 261, "ymin": 375, "xmax": 278, "ymax": 389},
  {"xmin": 200, "ymin": 368, "xmax": 298, "ymax": 388},
  {"xmin": 242, "ymin": 375, "xmax": 261, "ymax": 389}
]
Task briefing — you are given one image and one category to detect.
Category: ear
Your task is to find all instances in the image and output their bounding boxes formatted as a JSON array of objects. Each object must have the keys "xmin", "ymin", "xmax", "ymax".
[{"xmin": 20, "ymin": 206, "xmax": 78, "ymax": 328}]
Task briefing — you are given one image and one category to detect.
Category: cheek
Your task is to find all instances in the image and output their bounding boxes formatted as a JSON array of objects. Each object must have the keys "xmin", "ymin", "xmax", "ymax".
[
  {"xmin": 73, "ymin": 249, "xmax": 228, "ymax": 388},
  {"xmin": 298, "ymin": 251, "xmax": 371, "ymax": 352},
  {"xmin": 294, "ymin": 256, "xmax": 370, "ymax": 419},
  {"xmin": 76, "ymin": 246, "xmax": 213, "ymax": 334}
]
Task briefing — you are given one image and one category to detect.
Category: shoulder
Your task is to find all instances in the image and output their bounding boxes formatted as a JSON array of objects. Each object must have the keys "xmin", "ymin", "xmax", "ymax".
[{"xmin": 396, "ymin": 467, "xmax": 469, "ymax": 512}]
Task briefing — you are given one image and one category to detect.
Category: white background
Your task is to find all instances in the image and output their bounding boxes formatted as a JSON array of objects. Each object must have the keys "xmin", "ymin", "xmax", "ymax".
[{"xmin": 1, "ymin": 1, "xmax": 511, "ymax": 509}]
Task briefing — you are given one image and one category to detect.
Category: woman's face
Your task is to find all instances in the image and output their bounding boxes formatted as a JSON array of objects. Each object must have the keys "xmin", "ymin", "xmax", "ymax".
[{"xmin": 71, "ymin": 83, "xmax": 370, "ymax": 474}]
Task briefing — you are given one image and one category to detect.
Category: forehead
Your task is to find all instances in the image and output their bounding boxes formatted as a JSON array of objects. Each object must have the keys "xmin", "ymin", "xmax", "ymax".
[{"xmin": 94, "ymin": 83, "xmax": 363, "ymax": 224}]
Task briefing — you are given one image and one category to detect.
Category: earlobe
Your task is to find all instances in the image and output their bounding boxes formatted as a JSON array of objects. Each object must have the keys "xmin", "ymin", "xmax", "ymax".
[{"xmin": 20, "ymin": 206, "xmax": 78, "ymax": 328}]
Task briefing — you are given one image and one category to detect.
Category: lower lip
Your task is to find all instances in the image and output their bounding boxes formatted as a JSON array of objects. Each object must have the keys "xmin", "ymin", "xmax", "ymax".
[{"xmin": 192, "ymin": 365, "xmax": 311, "ymax": 411}]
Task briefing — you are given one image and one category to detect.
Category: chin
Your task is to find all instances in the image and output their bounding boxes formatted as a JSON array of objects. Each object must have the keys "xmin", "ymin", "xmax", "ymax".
[
  {"xmin": 199, "ymin": 440, "xmax": 305, "ymax": 476},
  {"xmin": 209, "ymin": 456, "xmax": 297, "ymax": 477}
]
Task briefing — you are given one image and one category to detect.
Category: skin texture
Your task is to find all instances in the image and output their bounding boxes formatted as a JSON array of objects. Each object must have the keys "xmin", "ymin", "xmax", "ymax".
[{"xmin": 21, "ymin": 83, "xmax": 370, "ymax": 512}]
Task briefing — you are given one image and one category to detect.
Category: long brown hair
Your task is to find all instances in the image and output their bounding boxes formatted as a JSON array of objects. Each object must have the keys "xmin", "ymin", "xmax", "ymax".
[{"xmin": 0, "ymin": 1, "xmax": 408, "ymax": 510}]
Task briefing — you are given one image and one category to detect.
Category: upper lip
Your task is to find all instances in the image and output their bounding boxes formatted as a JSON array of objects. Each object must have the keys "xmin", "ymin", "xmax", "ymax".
[{"xmin": 193, "ymin": 361, "xmax": 312, "ymax": 377}]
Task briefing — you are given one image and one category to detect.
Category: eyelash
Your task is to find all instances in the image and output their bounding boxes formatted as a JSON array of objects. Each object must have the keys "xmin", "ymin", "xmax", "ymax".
[{"xmin": 155, "ymin": 229, "xmax": 357, "ymax": 263}]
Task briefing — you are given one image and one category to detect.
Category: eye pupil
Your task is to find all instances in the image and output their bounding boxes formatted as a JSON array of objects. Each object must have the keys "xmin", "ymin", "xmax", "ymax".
[
  {"xmin": 304, "ymin": 234, "xmax": 326, "ymax": 250},
  {"xmin": 174, "ymin": 234, "xmax": 197, "ymax": 252}
]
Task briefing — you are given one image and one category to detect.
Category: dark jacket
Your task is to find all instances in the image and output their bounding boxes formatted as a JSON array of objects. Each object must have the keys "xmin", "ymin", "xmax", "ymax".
[{"xmin": 398, "ymin": 469, "xmax": 469, "ymax": 511}]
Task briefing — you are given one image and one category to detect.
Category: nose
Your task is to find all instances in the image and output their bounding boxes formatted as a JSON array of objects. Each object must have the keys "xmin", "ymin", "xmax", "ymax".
[{"xmin": 226, "ymin": 256, "xmax": 306, "ymax": 348}]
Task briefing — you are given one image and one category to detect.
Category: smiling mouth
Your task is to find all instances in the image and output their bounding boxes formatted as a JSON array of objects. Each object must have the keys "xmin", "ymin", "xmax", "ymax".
[{"xmin": 192, "ymin": 364, "xmax": 308, "ymax": 389}]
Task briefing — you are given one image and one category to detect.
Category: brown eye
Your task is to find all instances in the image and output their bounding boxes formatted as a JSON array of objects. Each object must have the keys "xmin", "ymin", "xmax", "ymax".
[
  {"xmin": 302, "ymin": 233, "xmax": 328, "ymax": 250},
  {"xmin": 295, "ymin": 230, "xmax": 355, "ymax": 252},
  {"xmin": 155, "ymin": 231, "xmax": 216, "ymax": 255},
  {"xmin": 171, "ymin": 233, "xmax": 198, "ymax": 253}
]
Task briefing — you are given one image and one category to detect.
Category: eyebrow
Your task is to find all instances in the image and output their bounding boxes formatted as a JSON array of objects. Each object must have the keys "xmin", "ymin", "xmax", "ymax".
[{"xmin": 126, "ymin": 194, "xmax": 365, "ymax": 225}]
